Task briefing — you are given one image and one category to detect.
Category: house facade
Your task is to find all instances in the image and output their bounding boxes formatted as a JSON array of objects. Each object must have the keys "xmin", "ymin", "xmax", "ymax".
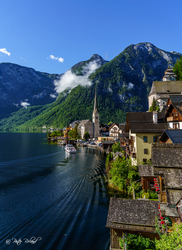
[
  {"xmin": 125, "ymin": 112, "xmax": 167, "ymax": 165},
  {"xmin": 78, "ymin": 119, "xmax": 93, "ymax": 139},
  {"xmin": 148, "ymin": 67, "xmax": 182, "ymax": 111},
  {"xmin": 109, "ymin": 123, "xmax": 125, "ymax": 138},
  {"xmin": 165, "ymin": 95, "xmax": 182, "ymax": 129},
  {"xmin": 106, "ymin": 198, "xmax": 160, "ymax": 250},
  {"xmin": 138, "ymin": 143, "xmax": 182, "ymax": 225}
]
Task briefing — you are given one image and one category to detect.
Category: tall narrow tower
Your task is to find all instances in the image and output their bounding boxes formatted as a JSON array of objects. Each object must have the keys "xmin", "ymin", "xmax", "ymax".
[{"xmin": 92, "ymin": 91, "xmax": 100, "ymax": 138}]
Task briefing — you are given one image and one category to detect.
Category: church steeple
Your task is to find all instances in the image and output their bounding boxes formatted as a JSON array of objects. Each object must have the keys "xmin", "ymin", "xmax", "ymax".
[
  {"xmin": 92, "ymin": 90, "xmax": 100, "ymax": 138},
  {"xmin": 93, "ymin": 90, "xmax": 98, "ymax": 112}
]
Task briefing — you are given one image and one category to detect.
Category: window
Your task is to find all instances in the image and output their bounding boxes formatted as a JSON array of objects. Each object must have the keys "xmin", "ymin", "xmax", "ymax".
[
  {"xmin": 144, "ymin": 148, "xmax": 148, "ymax": 154},
  {"xmin": 143, "ymin": 136, "xmax": 147, "ymax": 142},
  {"xmin": 153, "ymin": 136, "xmax": 157, "ymax": 142}
]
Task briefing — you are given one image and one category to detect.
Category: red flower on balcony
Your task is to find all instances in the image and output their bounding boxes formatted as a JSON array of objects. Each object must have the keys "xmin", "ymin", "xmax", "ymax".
[
  {"xmin": 160, "ymin": 216, "xmax": 164, "ymax": 220},
  {"xmin": 161, "ymin": 221, "xmax": 165, "ymax": 224}
]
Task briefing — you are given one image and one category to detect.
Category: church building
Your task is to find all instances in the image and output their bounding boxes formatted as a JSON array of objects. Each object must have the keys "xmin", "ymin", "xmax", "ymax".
[
  {"xmin": 78, "ymin": 91, "xmax": 100, "ymax": 139},
  {"xmin": 148, "ymin": 67, "xmax": 182, "ymax": 111}
]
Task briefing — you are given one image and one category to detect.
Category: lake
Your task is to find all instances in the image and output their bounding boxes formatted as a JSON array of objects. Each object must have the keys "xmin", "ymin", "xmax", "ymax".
[{"xmin": 0, "ymin": 133, "xmax": 110, "ymax": 250}]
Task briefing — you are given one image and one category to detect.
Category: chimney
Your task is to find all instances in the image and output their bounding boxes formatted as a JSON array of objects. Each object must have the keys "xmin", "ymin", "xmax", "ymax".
[{"xmin": 153, "ymin": 111, "xmax": 158, "ymax": 124}]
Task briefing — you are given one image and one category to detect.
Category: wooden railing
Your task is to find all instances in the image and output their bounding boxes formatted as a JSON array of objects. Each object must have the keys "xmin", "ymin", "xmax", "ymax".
[{"xmin": 158, "ymin": 191, "xmax": 167, "ymax": 203}]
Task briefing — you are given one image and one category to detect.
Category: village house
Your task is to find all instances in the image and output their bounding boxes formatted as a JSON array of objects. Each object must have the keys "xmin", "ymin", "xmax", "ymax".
[
  {"xmin": 125, "ymin": 112, "xmax": 167, "ymax": 165},
  {"xmin": 78, "ymin": 119, "xmax": 94, "ymax": 139},
  {"xmin": 109, "ymin": 123, "xmax": 125, "ymax": 138},
  {"xmin": 106, "ymin": 198, "xmax": 160, "ymax": 249},
  {"xmin": 160, "ymin": 129, "xmax": 182, "ymax": 143},
  {"xmin": 148, "ymin": 67, "xmax": 182, "ymax": 111},
  {"xmin": 99, "ymin": 123, "xmax": 110, "ymax": 137},
  {"xmin": 106, "ymin": 142, "xmax": 182, "ymax": 250},
  {"xmin": 138, "ymin": 143, "xmax": 182, "ymax": 228},
  {"xmin": 165, "ymin": 95, "xmax": 182, "ymax": 129}
]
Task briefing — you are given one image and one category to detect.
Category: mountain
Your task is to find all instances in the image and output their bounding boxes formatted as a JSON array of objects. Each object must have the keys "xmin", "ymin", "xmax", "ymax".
[
  {"xmin": 0, "ymin": 63, "xmax": 61, "ymax": 119},
  {"xmin": 90, "ymin": 43, "xmax": 181, "ymax": 111},
  {"xmin": 71, "ymin": 54, "xmax": 108, "ymax": 75},
  {"xmin": 0, "ymin": 54, "xmax": 108, "ymax": 120},
  {"xmin": 0, "ymin": 42, "xmax": 181, "ymax": 130}
]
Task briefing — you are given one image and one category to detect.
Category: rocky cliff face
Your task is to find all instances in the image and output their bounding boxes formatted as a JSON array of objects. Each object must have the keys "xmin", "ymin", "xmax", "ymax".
[
  {"xmin": 90, "ymin": 43, "xmax": 182, "ymax": 112},
  {"xmin": 0, "ymin": 63, "xmax": 60, "ymax": 108}
]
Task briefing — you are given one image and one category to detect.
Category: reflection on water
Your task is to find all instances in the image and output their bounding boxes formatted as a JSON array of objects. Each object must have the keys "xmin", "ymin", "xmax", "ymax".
[{"xmin": 0, "ymin": 133, "xmax": 110, "ymax": 250}]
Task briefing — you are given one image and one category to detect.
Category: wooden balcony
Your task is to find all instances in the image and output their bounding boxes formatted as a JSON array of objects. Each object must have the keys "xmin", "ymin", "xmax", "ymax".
[
  {"xmin": 158, "ymin": 191, "xmax": 167, "ymax": 203},
  {"xmin": 167, "ymin": 116, "xmax": 179, "ymax": 122},
  {"xmin": 128, "ymin": 139, "xmax": 134, "ymax": 145}
]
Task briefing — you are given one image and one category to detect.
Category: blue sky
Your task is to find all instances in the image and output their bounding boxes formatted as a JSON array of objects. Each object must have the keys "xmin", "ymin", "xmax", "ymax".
[{"xmin": 0, "ymin": 0, "xmax": 182, "ymax": 74}]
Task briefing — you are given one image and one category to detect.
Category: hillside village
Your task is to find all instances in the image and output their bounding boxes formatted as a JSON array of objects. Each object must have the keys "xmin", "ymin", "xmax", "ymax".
[
  {"xmin": 106, "ymin": 67, "xmax": 182, "ymax": 249},
  {"xmin": 52, "ymin": 66, "xmax": 182, "ymax": 249}
]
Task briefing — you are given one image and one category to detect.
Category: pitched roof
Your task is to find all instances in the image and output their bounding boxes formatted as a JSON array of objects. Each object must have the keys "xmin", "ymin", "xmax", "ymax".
[
  {"xmin": 129, "ymin": 122, "xmax": 167, "ymax": 133},
  {"xmin": 78, "ymin": 119, "xmax": 91, "ymax": 127},
  {"xmin": 154, "ymin": 167, "xmax": 182, "ymax": 189},
  {"xmin": 149, "ymin": 81, "xmax": 182, "ymax": 96},
  {"xmin": 106, "ymin": 198, "xmax": 159, "ymax": 231},
  {"xmin": 126, "ymin": 112, "xmax": 165, "ymax": 123},
  {"xmin": 160, "ymin": 129, "xmax": 182, "ymax": 143},
  {"xmin": 167, "ymin": 189, "xmax": 182, "ymax": 205},
  {"xmin": 70, "ymin": 120, "xmax": 81, "ymax": 128},
  {"xmin": 126, "ymin": 112, "xmax": 167, "ymax": 133},
  {"xmin": 152, "ymin": 143, "xmax": 182, "ymax": 167},
  {"xmin": 109, "ymin": 123, "xmax": 119, "ymax": 130},
  {"xmin": 169, "ymin": 95, "xmax": 182, "ymax": 103},
  {"xmin": 138, "ymin": 165, "xmax": 154, "ymax": 177},
  {"xmin": 176, "ymin": 199, "xmax": 182, "ymax": 220}
]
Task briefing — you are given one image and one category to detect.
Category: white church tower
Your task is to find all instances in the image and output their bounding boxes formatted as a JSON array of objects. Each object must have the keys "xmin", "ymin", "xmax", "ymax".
[{"xmin": 92, "ymin": 91, "xmax": 100, "ymax": 138}]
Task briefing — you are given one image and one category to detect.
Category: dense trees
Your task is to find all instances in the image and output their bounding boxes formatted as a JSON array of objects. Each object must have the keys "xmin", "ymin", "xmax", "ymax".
[
  {"xmin": 173, "ymin": 56, "xmax": 182, "ymax": 80},
  {"xmin": 83, "ymin": 131, "xmax": 90, "ymax": 140},
  {"xmin": 68, "ymin": 124, "xmax": 80, "ymax": 139},
  {"xmin": 109, "ymin": 154, "xmax": 140, "ymax": 194}
]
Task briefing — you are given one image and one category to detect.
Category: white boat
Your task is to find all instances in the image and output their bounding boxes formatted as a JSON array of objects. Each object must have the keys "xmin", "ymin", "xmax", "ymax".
[{"xmin": 65, "ymin": 144, "xmax": 77, "ymax": 154}]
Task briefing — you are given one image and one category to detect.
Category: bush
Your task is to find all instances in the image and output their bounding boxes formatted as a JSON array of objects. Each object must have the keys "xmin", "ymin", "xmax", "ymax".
[
  {"xmin": 142, "ymin": 192, "xmax": 149, "ymax": 199},
  {"xmin": 148, "ymin": 190, "xmax": 158, "ymax": 199},
  {"xmin": 112, "ymin": 142, "xmax": 122, "ymax": 153},
  {"xmin": 155, "ymin": 222, "xmax": 182, "ymax": 249},
  {"xmin": 139, "ymin": 189, "xmax": 145, "ymax": 197},
  {"xmin": 119, "ymin": 233, "xmax": 155, "ymax": 250}
]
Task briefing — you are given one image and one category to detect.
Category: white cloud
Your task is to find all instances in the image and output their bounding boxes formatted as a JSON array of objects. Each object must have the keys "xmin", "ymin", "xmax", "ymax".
[
  {"xmin": 0, "ymin": 48, "xmax": 11, "ymax": 56},
  {"xmin": 49, "ymin": 54, "xmax": 64, "ymax": 63},
  {"xmin": 21, "ymin": 102, "xmax": 30, "ymax": 108},
  {"xmin": 50, "ymin": 94, "xmax": 57, "ymax": 98},
  {"xmin": 54, "ymin": 61, "xmax": 100, "ymax": 93}
]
